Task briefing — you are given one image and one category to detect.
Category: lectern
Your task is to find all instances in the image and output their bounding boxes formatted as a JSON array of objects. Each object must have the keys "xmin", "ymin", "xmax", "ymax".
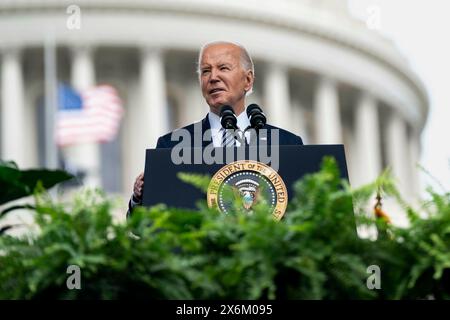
[{"xmin": 142, "ymin": 145, "xmax": 349, "ymax": 218}]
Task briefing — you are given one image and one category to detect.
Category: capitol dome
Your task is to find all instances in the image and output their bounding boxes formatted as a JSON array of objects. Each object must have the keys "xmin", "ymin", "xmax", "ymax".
[{"xmin": 0, "ymin": 0, "xmax": 428, "ymax": 222}]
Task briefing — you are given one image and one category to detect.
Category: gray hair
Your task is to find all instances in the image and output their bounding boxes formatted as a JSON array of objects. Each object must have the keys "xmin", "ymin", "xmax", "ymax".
[{"xmin": 196, "ymin": 41, "xmax": 255, "ymax": 94}]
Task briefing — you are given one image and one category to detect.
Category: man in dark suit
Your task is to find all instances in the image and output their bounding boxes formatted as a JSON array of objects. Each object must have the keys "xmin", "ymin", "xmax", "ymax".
[{"xmin": 129, "ymin": 41, "xmax": 303, "ymax": 212}]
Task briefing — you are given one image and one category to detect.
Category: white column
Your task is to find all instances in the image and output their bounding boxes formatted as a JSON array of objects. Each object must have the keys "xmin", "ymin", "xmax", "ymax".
[
  {"xmin": 386, "ymin": 110, "xmax": 409, "ymax": 197},
  {"xmin": 140, "ymin": 48, "xmax": 169, "ymax": 148},
  {"xmin": 342, "ymin": 121, "xmax": 357, "ymax": 185},
  {"xmin": 72, "ymin": 46, "xmax": 95, "ymax": 91},
  {"xmin": 1, "ymin": 48, "xmax": 26, "ymax": 168},
  {"xmin": 128, "ymin": 48, "xmax": 169, "ymax": 180},
  {"xmin": 290, "ymin": 100, "xmax": 307, "ymax": 138},
  {"xmin": 354, "ymin": 93, "xmax": 381, "ymax": 186},
  {"xmin": 314, "ymin": 77, "xmax": 342, "ymax": 144},
  {"xmin": 408, "ymin": 130, "xmax": 421, "ymax": 201},
  {"xmin": 64, "ymin": 46, "xmax": 101, "ymax": 187},
  {"xmin": 264, "ymin": 63, "xmax": 291, "ymax": 130}
]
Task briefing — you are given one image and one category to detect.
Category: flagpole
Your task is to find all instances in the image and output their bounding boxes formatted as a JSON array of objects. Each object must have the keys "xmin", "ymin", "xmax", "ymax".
[{"xmin": 44, "ymin": 28, "xmax": 58, "ymax": 170}]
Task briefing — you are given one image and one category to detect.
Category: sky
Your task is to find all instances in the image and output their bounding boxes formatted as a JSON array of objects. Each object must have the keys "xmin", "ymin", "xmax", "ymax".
[{"xmin": 348, "ymin": 0, "xmax": 450, "ymax": 194}]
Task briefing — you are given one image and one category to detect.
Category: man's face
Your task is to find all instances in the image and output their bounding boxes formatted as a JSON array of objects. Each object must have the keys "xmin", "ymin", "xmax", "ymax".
[{"xmin": 199, "ymin": 44, "xmax": 254, "ymax": 115}]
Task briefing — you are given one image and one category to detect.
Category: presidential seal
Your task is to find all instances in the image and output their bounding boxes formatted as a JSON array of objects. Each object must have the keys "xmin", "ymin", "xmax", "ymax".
[{"xmin": 207, "ymin": 160, "xmax": 288, "ymax": 220}]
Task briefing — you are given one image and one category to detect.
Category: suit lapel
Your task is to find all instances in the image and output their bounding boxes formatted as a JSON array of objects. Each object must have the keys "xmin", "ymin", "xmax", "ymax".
[{"xmin": 201, "ymin": 114, "xmax": 212, "ymax": 148}]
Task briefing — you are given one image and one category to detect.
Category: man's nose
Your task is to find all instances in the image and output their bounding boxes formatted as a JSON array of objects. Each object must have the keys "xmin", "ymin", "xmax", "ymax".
[{"xmin": 209, "ymin": 69, "xmax": 220, "ymax": 82}]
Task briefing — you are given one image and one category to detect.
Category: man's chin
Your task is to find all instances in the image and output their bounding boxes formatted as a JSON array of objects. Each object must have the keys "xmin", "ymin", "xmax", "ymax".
[{"xmin": 210, "ymin": 100, "xmax": 230, "ymax": 109}]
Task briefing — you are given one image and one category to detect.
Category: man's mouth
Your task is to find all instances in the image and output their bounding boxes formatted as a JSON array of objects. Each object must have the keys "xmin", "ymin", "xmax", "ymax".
[{"xmin": 209, "ymin": 88, "xmax": 225, "ymax": 95}]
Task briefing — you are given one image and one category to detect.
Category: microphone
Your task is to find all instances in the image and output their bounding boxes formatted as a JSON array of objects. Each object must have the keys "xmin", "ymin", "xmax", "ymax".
[
  {"xmin": 220, "ymin": 105, "xmax": 238, "ymax": 130},
  {"xmin": 246, "ymin": 104, "xmax": 266, "ymax": 130}
]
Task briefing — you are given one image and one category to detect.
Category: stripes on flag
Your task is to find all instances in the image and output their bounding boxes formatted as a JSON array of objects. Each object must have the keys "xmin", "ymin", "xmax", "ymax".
[{"xmin": 56, "ymin": 84, "xmax": 125, "ymax": 147}]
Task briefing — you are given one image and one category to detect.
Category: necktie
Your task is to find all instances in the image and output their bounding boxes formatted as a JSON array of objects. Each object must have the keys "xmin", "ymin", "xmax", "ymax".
[
  {"xmin": 221, "ymin": 128, "xmax": 247, "ymax": 147},
  {"xmin": 221, "ymin": 128, "xmax": 236, "ymax": 147}
]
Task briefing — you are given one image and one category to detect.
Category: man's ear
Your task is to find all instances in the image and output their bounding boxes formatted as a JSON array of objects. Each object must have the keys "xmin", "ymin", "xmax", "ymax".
[{"xmin": 244, "ymin": 70, "xmax": 254, "ymax": 91}]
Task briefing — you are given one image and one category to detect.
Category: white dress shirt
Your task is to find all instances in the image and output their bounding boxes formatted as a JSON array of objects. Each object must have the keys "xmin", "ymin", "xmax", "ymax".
[{"xmin": 208, "ymin": 109, "xmax": 251, "ymax": 147}]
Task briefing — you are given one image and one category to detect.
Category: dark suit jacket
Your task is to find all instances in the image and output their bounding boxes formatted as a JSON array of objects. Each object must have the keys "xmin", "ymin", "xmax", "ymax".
[
  {"xmin": 156, "ymin": 114, "xmax": 303, "ymax": 148},
  {"xmin": 128, "ymin": 114, "xmax": 303, "ymax": 214}
]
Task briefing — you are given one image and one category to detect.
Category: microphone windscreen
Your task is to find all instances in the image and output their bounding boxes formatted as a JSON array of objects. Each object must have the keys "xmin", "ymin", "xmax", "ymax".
[
  {"xmin": 220, "ymin": 105, "xmax": 234, "ymax": 116},
  {"xmin": 246, "ymin": 104, "xmax": 266, "ymax": 129},
  {"xmin": 246, "ymin": 104, "xmax": 262, "ymax": 116},
  {"xmin": 220, "ymin": 105, "xmax": 237, "ymax": 129},
  {"xmin": 247, "ymin": 103, "xmax": 262, "ymax": 114}
]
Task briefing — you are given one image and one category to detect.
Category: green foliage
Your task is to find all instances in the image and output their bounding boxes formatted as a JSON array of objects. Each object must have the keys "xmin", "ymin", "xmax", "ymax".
[
  {"xmin": 177, "ymin": 172, "xmax": 211, "ymax": 194},
  {"xmin": 0, "ymin": 157, "xmax": 449, "ymax": 299},
  {"xmin": 0, "ymin": 160, "xmax": 73, "ymax": 218}
]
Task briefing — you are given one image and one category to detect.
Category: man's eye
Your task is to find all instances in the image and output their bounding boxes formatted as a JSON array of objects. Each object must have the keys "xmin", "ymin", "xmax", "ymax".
[
  {"xmin": 201, "ymin": 70, "xmax": 210, "ymax": 75},
  {"xmin": 220, "ymin": 66, "xmax": 230, "ymax": 71}
]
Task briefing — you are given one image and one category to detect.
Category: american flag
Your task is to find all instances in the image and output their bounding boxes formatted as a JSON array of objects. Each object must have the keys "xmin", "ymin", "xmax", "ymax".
[{"xmin": 56, "ymin": 83, "xmax": 124, "ymax": 147}]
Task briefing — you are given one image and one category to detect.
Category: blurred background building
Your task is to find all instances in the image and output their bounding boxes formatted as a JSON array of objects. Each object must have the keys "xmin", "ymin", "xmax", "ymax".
[{"xmin": 0, "ymin": 0, "xmax": 428, "ymax": 223}]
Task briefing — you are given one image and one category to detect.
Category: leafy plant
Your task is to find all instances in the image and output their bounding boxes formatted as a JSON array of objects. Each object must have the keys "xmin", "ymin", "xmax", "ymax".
[
  {"xmin": 0, "ymin": 158, "xmax": 448, "ymax": 299},
  {"xmin": 0, "ymin": 160, "xmax": 73, "ymax": 219}
]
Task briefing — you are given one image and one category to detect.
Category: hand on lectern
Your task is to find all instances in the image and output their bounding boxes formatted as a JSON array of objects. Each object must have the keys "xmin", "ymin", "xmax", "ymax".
[{"xmin": 133, "ymin": 172, "xmax": 144, "ymax": 203}]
